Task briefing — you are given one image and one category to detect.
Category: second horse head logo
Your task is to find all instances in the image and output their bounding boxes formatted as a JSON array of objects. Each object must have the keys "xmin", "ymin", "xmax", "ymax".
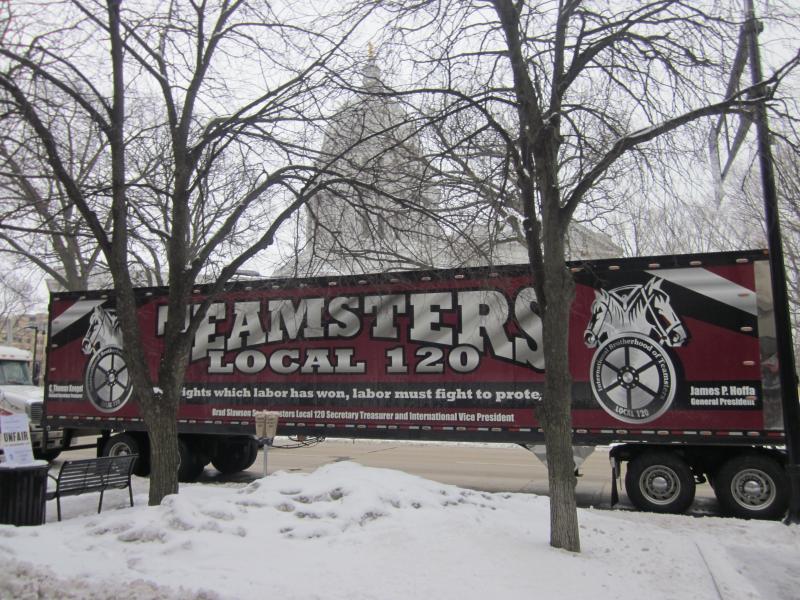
[{"xmin": 584, "ymin": 278, "xmax": 688, "ymax": 349}]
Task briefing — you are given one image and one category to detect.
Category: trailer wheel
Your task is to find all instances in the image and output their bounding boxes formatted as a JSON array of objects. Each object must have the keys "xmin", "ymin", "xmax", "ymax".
[
  {"xmin": 34, "ymin": 448, "xmax": 62, "ymax": 462},
  {"xmin": 211, "ymin": 438, "xmax": 259, "ymax": 474},
  {"xmin": 178, "ymin": 438, "xmax": 206, "ymax": 482},
  {"xmin": 102, "ymin": 432, "xmax": 150, "ymax": 476},
  {"xmin": 714, "ymin": 454, "xmax": 788, "ymax": 520},
  {"xmin": 625, "ymin": 452, "xmax": 695, "ymax": 514}
]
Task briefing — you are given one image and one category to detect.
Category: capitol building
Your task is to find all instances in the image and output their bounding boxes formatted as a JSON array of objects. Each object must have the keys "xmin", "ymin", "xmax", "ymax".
[{"xmin": 276, "ymin": 55, "xmax": 619, "ymax": 278}]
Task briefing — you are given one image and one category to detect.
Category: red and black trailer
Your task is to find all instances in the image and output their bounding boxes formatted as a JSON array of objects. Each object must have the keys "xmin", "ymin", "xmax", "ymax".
[{"xmin": 43, "ymin": 249, "xmax": 792, "ymax": 518}]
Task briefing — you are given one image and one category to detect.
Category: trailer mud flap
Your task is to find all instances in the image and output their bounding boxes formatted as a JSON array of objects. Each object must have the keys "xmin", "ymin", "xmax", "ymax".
[{"xmin": 610, "ymin": 455, "xmax": 620, "ymax": 506}]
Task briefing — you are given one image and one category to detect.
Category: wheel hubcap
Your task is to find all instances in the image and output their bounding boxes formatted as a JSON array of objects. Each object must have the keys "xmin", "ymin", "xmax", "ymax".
[
  {"xmin": 651, "ymin": 476, "xmax": 669, "ymax": 494},
  {"xmin": 732, "ymin": 470, "xmax": 775, "ymax": 509},
  {"xmin": 110, "ymin": 443, "xmax": 131, "ymax": 456},
  {"xmin": 743, "ymin": 480, "xmax": 763, "ymax": 496},
  {"xmin": 641, "ymin": 466, "xmax": 680, "ymax": 504}
]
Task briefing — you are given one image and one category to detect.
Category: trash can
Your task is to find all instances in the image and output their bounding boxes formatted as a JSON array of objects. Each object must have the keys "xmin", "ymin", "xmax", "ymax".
[{"xmin": 0, "ymin": 460, "xmax": 49, "ymax": 526}]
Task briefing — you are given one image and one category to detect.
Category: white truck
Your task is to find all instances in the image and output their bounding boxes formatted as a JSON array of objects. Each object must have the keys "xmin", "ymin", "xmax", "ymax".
[{"xmin": 0, "ymin": 345, "xmax": 65, "ymax": 460}]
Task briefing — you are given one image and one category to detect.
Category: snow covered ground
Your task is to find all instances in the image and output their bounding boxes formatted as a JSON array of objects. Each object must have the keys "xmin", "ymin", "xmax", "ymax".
[{"xmin": 1, "ymin": 461, "xmax": 798, "ymax": 600}]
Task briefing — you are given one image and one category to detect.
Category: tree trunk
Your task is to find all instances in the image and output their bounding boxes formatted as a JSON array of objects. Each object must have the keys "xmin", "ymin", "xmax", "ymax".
[
  {"xmin": 539, "ymin": 255, "xmax": 579, "ymax": 551},
  {"xmin": 524, "ymin": 210, "xmax": 581, "ymax": 551},
  {"xmin": 141, "ymin": 323, "xmax": 192, "ymax": 505},
  {"xmin": 141, "ymin": 392, "xmax": 180, "ymax": 505},
  {"xmin": 527, "ymin": 168, "xmax": 580, "ymax": 551}
]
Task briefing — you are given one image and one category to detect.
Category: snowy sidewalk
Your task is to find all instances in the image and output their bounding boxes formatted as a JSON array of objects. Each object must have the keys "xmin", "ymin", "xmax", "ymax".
[{"xmin": 1, "ymin": 461, "xmax": 797, "ymax": 600}]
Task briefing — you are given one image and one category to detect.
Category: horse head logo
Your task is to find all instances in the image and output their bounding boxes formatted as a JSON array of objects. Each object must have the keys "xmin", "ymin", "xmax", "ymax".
[
  {"xmin": 584, "ymin": 277, "xmax": 688, "ymax": 348},
  {"xmin": 643, "ymin": 279, "xmax": 688, "ymax": 347},
  {"xmin": 82, "ymin": 307, "xmax": 123, "ymax": 355},
  {"xmin": 584, "ymin": 288, "xmax": 615, "ymax": 347}
]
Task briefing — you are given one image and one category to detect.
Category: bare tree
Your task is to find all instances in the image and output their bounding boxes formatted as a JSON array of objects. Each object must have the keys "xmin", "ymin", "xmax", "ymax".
[
  {"xmin": 276, "ymin": 54, "xmax": 492, "ymax": 277},
  {"xmin": 607, "ymin": 132, "xmax": 799, "ymax": 369},
  {"xmin": 0, "ymin": 0, "xmax": 374, "ymax": 504},
  {"xmin": 0, "ymin": 101, "xmax": 110, "ymax": 291},
  {"xmin": 715, "ymin": 141, "xmax": 799, "ymax": 367},
  {"xmin": 372, "ymin": 0, "xmax": 799, "ymax": 551},
  {"xmin": 0, "ymin": 266, "xmax": 38, "ymax": 336},
  {"xmin": 281, "ymin": 50, "xmax": 619, "ymax": 281}
]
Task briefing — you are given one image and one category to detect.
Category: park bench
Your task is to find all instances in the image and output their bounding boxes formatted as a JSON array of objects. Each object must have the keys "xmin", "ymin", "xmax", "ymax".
[{"xmin": 46, "ymin": 454, "xmax": 138, "ymax": 521}]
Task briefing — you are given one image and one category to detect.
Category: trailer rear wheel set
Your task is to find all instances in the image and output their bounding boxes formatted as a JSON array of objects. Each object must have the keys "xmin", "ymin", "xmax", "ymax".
[
  {"xmin": 101, "ymin": 433, "xmax": 259, "ymax": 482},
  {"xmin": 615, "ymin": 445, "xmax": 789, "ymax": 520}
]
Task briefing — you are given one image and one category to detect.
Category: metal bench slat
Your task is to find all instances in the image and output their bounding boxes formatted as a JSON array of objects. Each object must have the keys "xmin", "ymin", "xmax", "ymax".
[{"xmin": 47, "ymin": 454, "xmax": 138, "ymax": 521}]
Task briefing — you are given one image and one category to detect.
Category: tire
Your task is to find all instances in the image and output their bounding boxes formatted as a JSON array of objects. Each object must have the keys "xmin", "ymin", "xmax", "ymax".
[
  {"xmin": 178, "ymin": 437, "xmax": 206, "ymax": 482},
  {"xmin": 714, "ymin": 454, "xmax": 788, "ymax": 520},
  {"xmin": 625, "ymin": 452, "xmax": 696, "ymax": 514},
  {"xmin": 211, "ymin": 438, "xmax": 259, "ymax": 474},
  {"xmin": 102, "ymin": 432, "xmax": 150, "ymax": 476},
  {"xmin": 245, "ymin": 438, "xmax": 259, "ymax": 470},
  {"xmin": 34, "ymin": 448, "xmax": 62, "ymax": 462}
]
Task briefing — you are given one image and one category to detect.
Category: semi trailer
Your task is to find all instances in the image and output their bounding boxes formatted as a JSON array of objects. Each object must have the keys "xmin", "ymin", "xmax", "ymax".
[{"xmin": 43, "ymin": 249, "xmax": 794, "ymax": 519}]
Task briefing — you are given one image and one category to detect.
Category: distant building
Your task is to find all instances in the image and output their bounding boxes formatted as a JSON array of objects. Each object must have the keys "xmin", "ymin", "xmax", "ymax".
[{"xmin": 276, "ymin": 56, "xmax": 620, "ymax": 278}]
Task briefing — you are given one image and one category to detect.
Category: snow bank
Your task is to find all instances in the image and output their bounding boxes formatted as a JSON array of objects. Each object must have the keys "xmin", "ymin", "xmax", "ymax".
[{"xmin": 0, "ymin": 462, "xmax": 797, "ymax": 599}]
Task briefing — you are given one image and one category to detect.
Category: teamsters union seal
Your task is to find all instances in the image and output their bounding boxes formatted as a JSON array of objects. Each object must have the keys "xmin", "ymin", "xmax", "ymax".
[
  {"xmin": 589, "ymin": 333, "xmax": 676, "ymax": 424},
  {"xmin": 81, "ymin": 306, "xmax": 132, "ymax": 413},
  {"xmin": 584, "ymin": 277, "xmax": 687, "ymax": 425}
]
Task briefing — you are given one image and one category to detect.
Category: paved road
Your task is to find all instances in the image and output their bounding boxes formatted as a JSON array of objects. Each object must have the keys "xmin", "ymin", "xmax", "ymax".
[
  {"xmin": 195, "ymin": 438, "xmax": 722, "ymax": 516},
  {"xmin": 60, "ymin": 437, "xmax": 721, "ymax": 515}
]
